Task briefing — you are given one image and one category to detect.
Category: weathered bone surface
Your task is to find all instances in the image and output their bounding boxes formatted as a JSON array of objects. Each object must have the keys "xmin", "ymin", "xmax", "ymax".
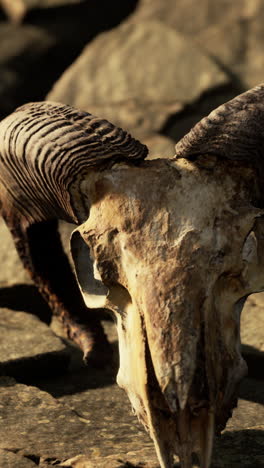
[
  {"xmin": 71, "ymin": 157, "xmax": 264, "ymax": 467},
  {"xmin": 1, "ymin": 86, "xmax": 264, "ymax": 467}
]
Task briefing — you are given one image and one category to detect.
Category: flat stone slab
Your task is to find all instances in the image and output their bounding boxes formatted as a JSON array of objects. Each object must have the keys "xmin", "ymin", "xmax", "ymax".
[
  {"xmin": 0, "ymin": 309, "xmax": 69, "ymax": 380},
  {"xmin": 60, "ymin": 452, "xmax": 160, "ymax": 467},
  {"xmin": 144, "ymin": 134, "xmax": 175, "ymax": 160},
  {"xmin": 0, "ymin": 377, "xmax": 157, "ymax": 465},
  {"xmin": 0, "ymin": 372, "xmax": 263, "ymax": 468},
  {"xmin": 0, "ymin": 449, "xmax": 37, "ymax": 468}
]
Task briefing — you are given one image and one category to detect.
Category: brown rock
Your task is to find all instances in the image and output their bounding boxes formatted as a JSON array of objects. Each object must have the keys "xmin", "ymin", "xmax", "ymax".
[
  {"xmin": 0, "ymin": 377, "xmax": 156, "ymax": 463},
  {"xmin": 227, "ymin": 398, "xmax": 264, "ymax": 430},
  {"xmin": 130, "ymin": 0, "xmax": 247, "ymax": 36},
  {"xmin": 0, "ymin": 377, "xmax": 100, "ymax": 459},
  {"xmin": 0, "ymin": 218, "xmax": 30, "ymax": 286},
  {"xmin": 144, "ymin": 134, "xmax": 175, "ymax": 160},
  {"xmin": 0, "ymin": 0, "xmax": 84, "ymax": 23},
  {"xmin": 195, "ymin": 1, "xmax": 264, "ymax": 88},
  {"xmin": 47, "ymin": 20, "xmax": 228, "ymax": 134},
  {"xmin": 196, "ymin": 16, "xmax": 247, "ymax": 74},
  {"xmin": 242, "ymin": 293, "xmax": 264, "ymax": 352},
  {"xmin": 0, "ymin": 449, "xmax": 37, "ymax": 468},
  {"xmin": 0, "ymin": 218, "xmax": 75, "ymax": 287},
  {"xmin": 61, "ymin": 452, "xmax": 160, "ymax": 467}
]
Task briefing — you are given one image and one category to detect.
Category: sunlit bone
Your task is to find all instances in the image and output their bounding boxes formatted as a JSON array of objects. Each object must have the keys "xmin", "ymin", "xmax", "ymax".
[
  {"xmin": 70, "ymin": 85, "xmax": 264, "ymax": 467},
  {"xmin": 71, "ymin": 154, "xmax": 264, "ymax": 466}
]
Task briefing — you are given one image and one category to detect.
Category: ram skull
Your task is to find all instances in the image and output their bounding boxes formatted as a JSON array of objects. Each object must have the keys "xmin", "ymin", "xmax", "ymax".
[
  {"xmin": 70, "ymin": 85, "xmax": 264, "ymax": 467},
  {"xmin": 1, "ymin": 85, "xmax": 264, "ymax": 467}
]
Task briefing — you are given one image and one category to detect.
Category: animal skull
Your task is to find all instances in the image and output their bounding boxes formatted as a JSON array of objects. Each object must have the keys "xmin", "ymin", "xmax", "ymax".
[
  {"xmin": 71, "ymin": 153, "xmax": 264, "ymax": 467},
  {"xmin": 2, "ymin": 85, "xmax": 264, "ymax": 467}
]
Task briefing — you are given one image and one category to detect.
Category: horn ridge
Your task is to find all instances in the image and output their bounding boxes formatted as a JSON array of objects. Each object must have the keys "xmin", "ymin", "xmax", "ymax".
[
  {"xmin": 15, "ymin": 101, "xmax": 148, "ymax": 166},
  {"xmin": 0, "ymin": 101, "xmax": 148, "ymax": 224},
  {"xmin": 175, "ymin": 84, "xmax": 264, "ymax": 167}
]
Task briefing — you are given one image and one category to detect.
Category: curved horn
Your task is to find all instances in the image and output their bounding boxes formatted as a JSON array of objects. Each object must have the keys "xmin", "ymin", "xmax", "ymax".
[
  {"xmin": 0, "ymin": 101, "xmax": 148, "ymax": 224},
  {"xmin": 175, "ymin": 83, "xmax": 264, "ymax": 173}
]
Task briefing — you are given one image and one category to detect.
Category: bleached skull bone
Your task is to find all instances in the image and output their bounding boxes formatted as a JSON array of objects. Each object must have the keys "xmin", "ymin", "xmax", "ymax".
[{"xmin": 70, "ymin": 152, "xmax": 264, "ymax": 467}]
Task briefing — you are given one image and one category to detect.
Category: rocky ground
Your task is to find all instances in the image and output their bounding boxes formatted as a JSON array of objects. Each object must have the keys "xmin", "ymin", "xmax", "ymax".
[{"xmin": 0, "ymin": 1, "xmax": 264, "ymax": 467}]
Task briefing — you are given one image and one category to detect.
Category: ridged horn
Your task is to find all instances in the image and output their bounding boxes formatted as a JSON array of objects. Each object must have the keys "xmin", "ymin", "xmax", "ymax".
[
  {"xmin": 16, "ymin": 101, "xmax": 149, "ymax": 178},
  {"xmin": 175, "ymin": 84, "xmax": 264, "ymax": 170},
  {"xmin": 0, "ymin": 101, "xmax": 148, "ymax": 224}
]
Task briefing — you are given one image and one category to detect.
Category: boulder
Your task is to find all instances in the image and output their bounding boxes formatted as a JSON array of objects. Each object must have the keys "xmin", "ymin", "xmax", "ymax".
[
  {"xmin": 130, "ymin": 0, "xmax": 247, "ymax": 36},
  {"xmin": 0, "ymin": 1, "xmax": 138, "ymax": 118},
  {"xmin": 242, "ymin": 293, "xmax": 264, "ymax": 353},
  {"xmin": 195, "ymin": 2, "xmax": 264, "ymax": 88},
  {"xmin": 0, "ymin": 449, "xmax": 37, "ymax": 468},
  {"xmin": 0, "ymin": 217, "xmax": 75, "ymax": 287},
  {"xmin": 61, "ymin": 452, "xmax": 159, "ymax": 467},
  {"xmin": 0, "ymin": 0, "xmax": 84, "ymax": 23},
  {"xmin": 0, "ymin": 309, "xmax": 69, "ymax": 380},
  {"xmin": 144, "ymin": 134, "xmax": 175, "ymax": 160},
  {"xmin": 0, "ymin": 218, "xmax": 30, "ymax": 286},
  {"xmin": 0, "ymin": 377, "xmax": 157, "ymax": 463},
  {"xmin": 47, "ymin": 20, "xmax": 228, "ymax": 134}
]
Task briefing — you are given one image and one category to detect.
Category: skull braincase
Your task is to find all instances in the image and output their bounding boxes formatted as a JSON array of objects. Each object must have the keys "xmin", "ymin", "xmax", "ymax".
[{"xmin": 71, "ymin": 157, "xmax": 264, "ymax": 467}]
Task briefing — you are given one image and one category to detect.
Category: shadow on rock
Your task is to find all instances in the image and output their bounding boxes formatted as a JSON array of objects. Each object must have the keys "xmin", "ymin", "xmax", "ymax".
[
  {"xmin": 32, "ymin": 0, "xmax": 139, "ymax": 84},
  {"xmin": 213, "ymin": 429, "xmax": 264, "ymax": 467},
  {"xmin": 239, "ymin": 378, "xmax": 264, "ymax": 406},
  {"xmin": 34, "ymin": 364, "xmax": 117, "ymax": 397},
  {"xmin": 242, "ymin": 344, "xmax": 264, "ymax": 381},
  {"xmin": 0, "ymin": 284, "xmax": 52, "ymax": 323},
  {"xmin": 163, "ymin": 84, "xmax": 244, "ymax": 144}
]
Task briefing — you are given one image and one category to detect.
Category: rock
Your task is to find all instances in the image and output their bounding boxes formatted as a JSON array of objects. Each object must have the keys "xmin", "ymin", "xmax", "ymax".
[
  {"xmin": 0, "ymin": 218, "xmax": 30, "ymax": 287},
  {"xmin": 0, "ymin": 449, "xmax": 37, "ymax": 468},
  {"xmin": 195, "ymin": 2, "xmax": 264, "ymax": 88},
  {"xmin": 61, "ymin": 452, "xmax": 160, "ymax": 467},
  {"xmin": 0, "ymin": 309, "xmax": 69, "ymax": 380},
  {"xmin": 144, "ymin": 134, "xmax": 175, "ymax": 160},
  {"xmin": 241, "ymin": 2, "xmax": 264, "ymax": 88},
  {"xmin": 227, "ymin": 397, "xmax": 264, "ymax": 430},
  {"xmin": 242, "ymin": 293, "xmax": 264, "ymax": 352},
  {"xmin": 241, "ymin": 293, "xmax": 264, "ymax": 379},
  {"xmin": 56, "ymin": 383, "xmax": 154, "ymax": 460},
  {"xmin": 0, "ymin": 1, "xmax": 138, "ymax": 118},
  {"xmin": 0, "ymin": 377, "xmax": 157, "ymax": 463},
  {"xmin": 130, "ymin": 0, "xmax": 247, "ymax": 36},
  {"xmin": 47, "ymin": 20, "xmax": 228, "ymax": 134},
  {"xmin": 213, "ymin": 419, "xmax": 264, "ymax": 467},
  {"xmin": 196, "ymin": 16, "xmax": 247, "ymax": 77},
  {"xmin": 0, "ymin": 377, "xmax": 94, "ymax": 459},
  {"xmin": 0, "ymin": 217, "xmax": 75, "ymax": 287},
  {"xmin": 0, "ymin": 0, "xmax": 84, "ymax": 23}
]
